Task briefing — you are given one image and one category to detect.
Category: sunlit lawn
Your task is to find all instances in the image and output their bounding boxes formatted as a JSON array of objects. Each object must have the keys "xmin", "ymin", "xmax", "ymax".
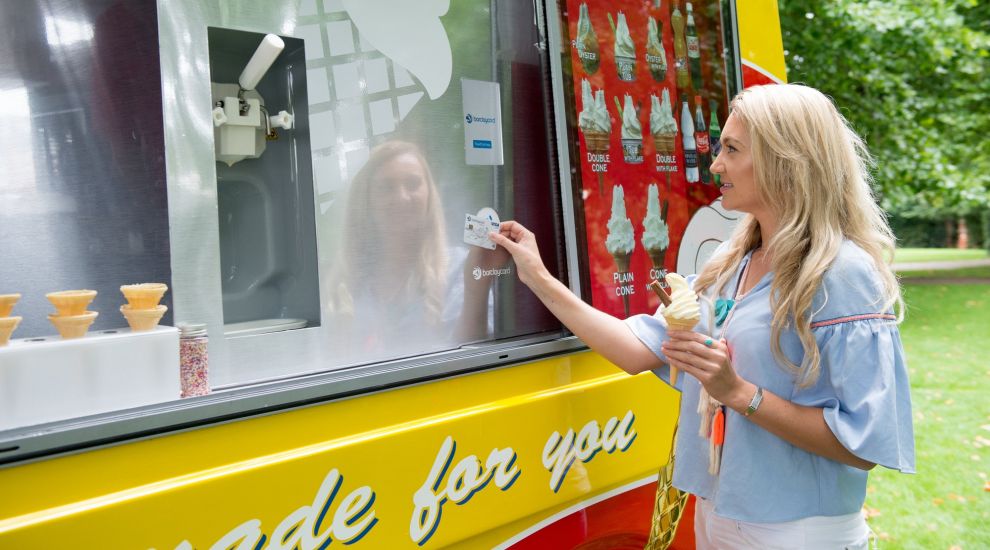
[
  {"xmin": 894, "ymin": 248, "xmax": 989, "ymax": 264},
  {"xmin": 863, "ymin": 278, "xmax": 990, "ymax": 549}
]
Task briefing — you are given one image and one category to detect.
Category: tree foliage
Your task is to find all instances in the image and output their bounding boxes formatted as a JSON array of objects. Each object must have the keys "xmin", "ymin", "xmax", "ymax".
[{"xmin": 778, "ymin": 0, "xmax": 990, "ymax": 217}]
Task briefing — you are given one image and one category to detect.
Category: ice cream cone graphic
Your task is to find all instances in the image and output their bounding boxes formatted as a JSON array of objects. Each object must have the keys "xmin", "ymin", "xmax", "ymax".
[
  {"xmin": 579, "ymin": 81, "xmax": 612, "ymax": 194},
  {"xmin": 651, "ymin": 89, "xmax": 678, "ymax": 157},
  {"xmin": 642, "ymin": 183, "xmax": 670, "ymax": 274},
  {"xmin": 606, "ymin": 185, "xmax": 636, "ymax": 317}
]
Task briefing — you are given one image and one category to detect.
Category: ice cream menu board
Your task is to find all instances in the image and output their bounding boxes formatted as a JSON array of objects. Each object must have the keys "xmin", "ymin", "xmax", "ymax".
[{"xmin": 565, "ymin": 0, "xmax": 730, "ymax": 318}]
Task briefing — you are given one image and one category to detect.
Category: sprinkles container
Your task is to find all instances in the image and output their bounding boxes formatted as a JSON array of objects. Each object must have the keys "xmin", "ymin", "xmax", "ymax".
[{"xmin": 178, "ymin": 323, "xmax": 210, "ymax": 398}]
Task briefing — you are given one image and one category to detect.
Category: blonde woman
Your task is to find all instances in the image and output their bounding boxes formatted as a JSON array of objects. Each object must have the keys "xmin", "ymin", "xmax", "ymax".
[{"xmin": 491, "ymin": 84, "xmax": 914, "ymax": 549}]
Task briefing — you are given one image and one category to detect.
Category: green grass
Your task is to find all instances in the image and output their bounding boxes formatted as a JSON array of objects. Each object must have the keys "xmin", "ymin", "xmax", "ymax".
[
  {"xmin": 863, "ymin": 280, "xmax": 990, "ymax": 548},
  {"xmin": 894, "ymin": 248, "xmax": 989, "ymax": 264}
]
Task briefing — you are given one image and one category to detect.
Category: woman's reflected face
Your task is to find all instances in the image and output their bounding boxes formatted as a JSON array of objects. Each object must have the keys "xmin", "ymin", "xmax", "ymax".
[{"xmin": 370, "ymin": 152, "xmax": 432, "ymax": 238}]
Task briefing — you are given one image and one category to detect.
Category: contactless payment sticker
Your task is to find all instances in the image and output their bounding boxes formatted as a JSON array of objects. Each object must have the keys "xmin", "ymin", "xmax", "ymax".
[{"xmin": 463, "ymin": 208, "xmax": 501, "ymax": 250}]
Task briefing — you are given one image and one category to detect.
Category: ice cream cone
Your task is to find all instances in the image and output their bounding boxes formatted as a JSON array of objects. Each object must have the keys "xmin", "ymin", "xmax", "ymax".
[
  {"xmin": 0, "ymin": 316, "xmax": 21, "ymax": 346},
  {"xmin": 612, "ymin": 252, "xmax": 632, "ymax": 273},
  {"xmin": 46, "ymin": 290, "xmax": 97, "ymax": 317},
  {"xmin": 48, "ymin": 311, "xmax": 98, "ymax": 339},
  {"xmin": 0, "ymin": 293, "xmax": 20, "ymax": 317},
  {"xmin": 121, "ymin": 304, "xmax": 167, "ymax": 332},
  {"xmin": 120, "ymin": 283, "xmax": 168, "ymax": 310}
]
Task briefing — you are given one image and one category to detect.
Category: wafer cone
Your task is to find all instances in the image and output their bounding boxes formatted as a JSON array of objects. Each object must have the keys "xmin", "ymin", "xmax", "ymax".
[
  {"xmin": 0, "ymin": 294, "xmax": 20, "ymax": 317},
  {"xmin": 120, "ymin": 283, "xmax": 168, "ymax": 310},
  {"xmin": 121, "ymin": 304, "xmax": 167, "ymax": 332},
  {"xmin": 663, "ymin": 317, "xmax": 699, "ymax": 332},
  {"xmin": 653, "ymin": 133, "xmax": 676, "ymax": 154},
  {"xmin": 46, "ymin": 290, "xmax": 97, "ymax": 317},
  {"xmin": 662, "ymin": 314, "xmax": 698, "ymax": 386},
  {"xmin": 584, "ymin": 129, "xmax": 610, "ymax": 153},
  {"xmin": 0, "ymin": 316, "xmax": 21, "ymax": 346},
  {"xmin": 48, "ymin": 311, "xmax": 98, "ymax": 339}
]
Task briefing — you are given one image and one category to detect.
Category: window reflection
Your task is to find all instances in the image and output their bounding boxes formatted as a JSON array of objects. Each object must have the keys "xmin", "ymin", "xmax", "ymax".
[{"xmin": 323, "ymin": 140, "xmax": 508, "ymax": 363}]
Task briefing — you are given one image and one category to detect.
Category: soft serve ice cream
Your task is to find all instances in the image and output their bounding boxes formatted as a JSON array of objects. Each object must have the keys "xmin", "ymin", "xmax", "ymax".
[
  {"xmin": 662, "ymin": 273, "xmax": 701, "ymax": 330},
  {"xmin": 613, "ymin": 11, "xmax": 636, "ymax": 81},
  {"xmin": 605, "ymin": 184, "xmax": 635, "ymax": 272},
  {"xmin": 579, "ymin": 79, "xmax": 610, "ymax": 136},
  {"xmin": 606, "ymin": 184, "xmax": 636, "ymax": 316},
  {"xmin": 641, "ymin": 183, "xmax": 669, "ymax": 270}
]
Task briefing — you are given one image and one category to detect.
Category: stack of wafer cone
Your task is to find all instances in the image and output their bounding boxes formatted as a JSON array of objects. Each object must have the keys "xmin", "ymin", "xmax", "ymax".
[
  {"xmin": 0, "ymin": 293, "xmax": 22, "ymax": 346},
  {"xmin": 46, "ymin": 290, "xmax": 99, "ymax": 339},
  {"xmin": 120, "ymin": 283, "xmax": 168, "ymax": 331}
]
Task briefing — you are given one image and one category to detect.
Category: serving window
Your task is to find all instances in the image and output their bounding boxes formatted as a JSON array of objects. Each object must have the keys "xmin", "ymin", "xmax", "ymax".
[{"xmin": 0, "ymin": 0, "xmax": 740, "ymax": 464}]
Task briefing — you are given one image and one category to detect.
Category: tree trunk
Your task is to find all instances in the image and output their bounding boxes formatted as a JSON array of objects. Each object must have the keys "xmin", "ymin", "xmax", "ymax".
[
  {"xmin": 957, "ymin": 217, "xmax": 969, "ymax": 249},
  {"xmin": 944, "ymin": 218, "xmax": 955, "ymax": 248}
]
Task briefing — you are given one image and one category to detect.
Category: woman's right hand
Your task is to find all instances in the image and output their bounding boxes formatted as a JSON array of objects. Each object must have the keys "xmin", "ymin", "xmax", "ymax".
[{"xmin": 489, "ymin": 221, "xmax": 550, "ymax": 289}]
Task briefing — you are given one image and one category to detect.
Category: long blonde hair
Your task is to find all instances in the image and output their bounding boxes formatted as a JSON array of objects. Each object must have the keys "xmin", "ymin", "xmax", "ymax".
[
  {"xmin": 332, "ymin": 141, "xmax": 447, "ymax": 324},
  {"xmin": 694, "ymin": 84, "xmax": 902, "ymax": 387}
]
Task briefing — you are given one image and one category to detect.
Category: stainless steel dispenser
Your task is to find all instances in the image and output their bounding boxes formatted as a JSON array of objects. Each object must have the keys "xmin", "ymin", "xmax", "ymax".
[{"xmin": 206, "ymin": 28, "xmax": 320, "ymax": 337}]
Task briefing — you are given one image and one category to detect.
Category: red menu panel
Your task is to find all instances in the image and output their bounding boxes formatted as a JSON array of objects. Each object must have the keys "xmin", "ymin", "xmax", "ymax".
[{"xmin": 566, "ymin": 0, "xmax": 729, "ymax": 317}]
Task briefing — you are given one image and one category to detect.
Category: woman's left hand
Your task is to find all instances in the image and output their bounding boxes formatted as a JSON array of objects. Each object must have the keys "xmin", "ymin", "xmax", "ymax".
[{"xmin": 661, "ymin": 331, "xmax": 744, "ymax": 403}]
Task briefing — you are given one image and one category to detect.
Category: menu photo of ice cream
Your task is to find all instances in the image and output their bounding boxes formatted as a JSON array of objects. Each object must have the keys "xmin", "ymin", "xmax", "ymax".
[
  {"xmin": 650, "ymin": 88, "xmax": 678, "ymax": 174},
  {"xmin": 605, "ymin": 184, "xmax": 636, "ymax": 316},
  {"xmin": 575, "ymin": 3, "xmax": 600, "ymax": 74},
  {"xmin": 579, "ymin": 78, "xmax": 612, "ymax": 194},
  {"xmin": 641, "ymin": 183, "xmax": 670, "ymax": 285},
  {"xmin": 616, "ymin": 94, "xmax": 643, "ymax": 164},
  {"xmin": 646, "ymin": 16, "xmax": 667, "ymax": 82},
  {"xmin": 609, "ymin": 11, "xmax": 636, "ymax": 82},
  {"xmin": 562, "ymin": 0, "xmax": 729, "ymax": 318}
]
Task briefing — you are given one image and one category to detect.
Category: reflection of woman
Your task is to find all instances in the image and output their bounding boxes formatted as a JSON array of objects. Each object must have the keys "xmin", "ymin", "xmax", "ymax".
[
  {"xmin": 493, "ymin": 85, "xmax": 914, "ymax": 549},
  {"xmin": 326, "ymin": 141, "xmax": 504, "ymax": 360}
]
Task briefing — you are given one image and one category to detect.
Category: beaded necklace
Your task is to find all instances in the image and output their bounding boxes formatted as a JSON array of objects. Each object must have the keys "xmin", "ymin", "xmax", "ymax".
[{"xmin": 697, "ymin": 248, "xmax": 760, "ymax": 475}]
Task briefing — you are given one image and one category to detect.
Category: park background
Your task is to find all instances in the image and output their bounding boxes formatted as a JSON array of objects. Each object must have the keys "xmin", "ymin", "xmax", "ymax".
[{"xmin": 777, "ymin": 1, "xmax": 988, "ymax": 548}]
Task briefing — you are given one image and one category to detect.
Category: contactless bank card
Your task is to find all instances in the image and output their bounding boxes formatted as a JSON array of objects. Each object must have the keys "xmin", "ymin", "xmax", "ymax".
[{"xmin": 463, "ymin": 213, "xmax": 500, "ymax": 250}]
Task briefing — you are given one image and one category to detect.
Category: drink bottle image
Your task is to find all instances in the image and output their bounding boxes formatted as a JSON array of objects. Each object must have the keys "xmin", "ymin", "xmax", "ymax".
[
  {"xmin": 680, "ymin": 100, "xmax": 699, "ymax": 183},
  {"xmin": 671, "ymin": 2, "xmax": 689, "ymax": 90},
  {"xmin": 686, "ymin": 2, "xmax": 703, "ymax": 92},
  {"xmin": 709, "ymin": 100, "xmax": 722, "ymax": 158},
  {"xmin": 694, "ymin": 95, "xmax": 711, "ymax": 183}
]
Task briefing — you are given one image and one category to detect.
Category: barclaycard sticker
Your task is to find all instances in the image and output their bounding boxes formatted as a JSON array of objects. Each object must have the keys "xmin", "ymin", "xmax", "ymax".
[{"xmin": 463, "ymin": 208, "xmax": 501, "ymax": 250}]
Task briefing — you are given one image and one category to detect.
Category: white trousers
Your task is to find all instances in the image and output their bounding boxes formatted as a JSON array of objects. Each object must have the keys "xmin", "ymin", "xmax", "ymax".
[{"xmin": 694, "ymin": 497, "xmax": 875, "ymax": 550}]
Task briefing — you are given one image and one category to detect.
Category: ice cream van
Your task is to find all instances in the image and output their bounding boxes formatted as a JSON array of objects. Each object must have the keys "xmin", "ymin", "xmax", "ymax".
[{"xmin": 0, "ymin": 0, "xmax": 785, "ymax": 547}]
